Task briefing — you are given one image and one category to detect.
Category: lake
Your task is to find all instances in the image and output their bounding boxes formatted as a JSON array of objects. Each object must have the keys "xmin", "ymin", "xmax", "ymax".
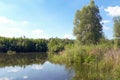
[
  {"xmin": 0, "ymin": 53, "xmax": 113, "ymax": 80},
  {"xmin": 0, "ymin": 53, "xmax": 74, "ymax": 80}
]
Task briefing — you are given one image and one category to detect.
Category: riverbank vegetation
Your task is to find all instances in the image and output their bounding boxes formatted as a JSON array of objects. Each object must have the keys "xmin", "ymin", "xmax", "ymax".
[{"xmin": 49, "ymin": 43, "xmax": 120, "ymax": 79}]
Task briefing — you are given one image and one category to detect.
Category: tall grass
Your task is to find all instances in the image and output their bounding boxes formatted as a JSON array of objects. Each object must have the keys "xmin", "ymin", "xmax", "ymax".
[
  {"xmin": 100, "ymin": 49, "xmax": 120, "ymax": 79},
  {"xmin": 49, "ymin": 43, "xmax": 120, "ymax": 79},
  {"xmin": 49, "ymin": 44, "xmax": 109, "ymax": 64}
]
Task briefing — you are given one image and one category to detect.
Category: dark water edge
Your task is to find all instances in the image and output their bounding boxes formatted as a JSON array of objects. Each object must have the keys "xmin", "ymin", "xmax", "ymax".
[{"xmin": 0, "ymin": 53, "xmax": 47, "ymax": 67}]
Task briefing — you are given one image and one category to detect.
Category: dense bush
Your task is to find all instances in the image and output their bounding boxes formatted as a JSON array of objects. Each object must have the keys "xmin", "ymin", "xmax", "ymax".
[{"xmin": 48, "ymin": 38, "xmax": 74, "ymax": 53}]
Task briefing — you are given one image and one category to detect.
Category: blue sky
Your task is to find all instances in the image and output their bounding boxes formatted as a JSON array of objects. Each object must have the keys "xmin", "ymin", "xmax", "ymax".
[{"xmin": 0, "ymin": 0, "xmax": 120, "ymax": 39}]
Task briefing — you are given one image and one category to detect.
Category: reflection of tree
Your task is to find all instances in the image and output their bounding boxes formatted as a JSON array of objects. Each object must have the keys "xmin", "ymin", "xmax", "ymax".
[
  {"xmin": 53, "ymin": 60, "xmax": 114, "ymax": 80},
  {"xmin": 65, "ymin": 62, "xmax": 114, "ymax": 80},
  {"xmin": 0, "ymin": 53, "xmax": 47, "ymax": 68},
  {"xmin": 67, "ymin": 68, "xmax": 74, "ymax": 80}
]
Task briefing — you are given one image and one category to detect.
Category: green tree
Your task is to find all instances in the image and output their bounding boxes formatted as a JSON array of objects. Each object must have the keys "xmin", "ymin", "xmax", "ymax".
[
  {"xmin": 48, "ymin": 38, "xmax": 73, "ymax": 53},
  {"xmin": 113, "ymin": 16, "xmax": 120, "ymax": 47},
  {"xmin": 73, "ymin": 0, "xmax": 103, "ymax": 44},
  {"xmin": 48, "ymin": 38, "xmax": 64, "ymax": 53}
]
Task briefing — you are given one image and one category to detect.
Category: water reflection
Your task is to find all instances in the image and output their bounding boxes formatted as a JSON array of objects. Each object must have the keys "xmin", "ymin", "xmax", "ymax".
[
  {"xmin": 0, "ymin": 53, "xmax": 74, "ymax": 80},
  {"xmin": 0, "ymin": 53, "xmax": 47, "ymax": 68},
  {"xmin": 0, "ymin": 53, "xmax": 114, "ymax": 80},
  {"xmin": 61, "ymin": 61, "xmax": 113, "ymax": 80}
]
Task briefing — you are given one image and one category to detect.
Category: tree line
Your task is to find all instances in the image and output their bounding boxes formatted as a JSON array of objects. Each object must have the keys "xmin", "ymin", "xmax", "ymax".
[{"xmin": 0, "ymin": 37, "xmax": 74, "ymax": 53}]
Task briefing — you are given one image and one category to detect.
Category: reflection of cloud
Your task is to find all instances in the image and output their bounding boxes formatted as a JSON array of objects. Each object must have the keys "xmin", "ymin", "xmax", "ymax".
[
  {"xmin": 45, "ymin": 61, "xmax": 50, "ymax": 64},
  {"xmin": 7, "ymin": 68, "xmax": 20, "ymax": 73},
  {"xmin": 23, "ymin": 76, "xmax": 28, "ymax": 79},
  {"xmin": 32, "ymin": 64, "xmax": 43, "ymax": 70},
  {"xmin": 0, "ymin": 77, "xmax": 10, "ymax": 80}
]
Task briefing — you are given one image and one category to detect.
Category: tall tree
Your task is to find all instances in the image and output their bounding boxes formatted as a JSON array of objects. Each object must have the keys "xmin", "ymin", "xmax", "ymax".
[{"xmin": 73, "ymin": 0, "xmax": 103, "ymax": 44}]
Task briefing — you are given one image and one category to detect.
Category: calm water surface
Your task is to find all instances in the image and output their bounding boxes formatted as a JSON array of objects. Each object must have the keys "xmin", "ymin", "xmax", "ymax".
[
  {"xmin": 0, "ymin": 53, "xmax": 74, "ymax": 80},
  {"xmin": 0, "ymin": 53, "xmax": 113, "ymax": 80}
]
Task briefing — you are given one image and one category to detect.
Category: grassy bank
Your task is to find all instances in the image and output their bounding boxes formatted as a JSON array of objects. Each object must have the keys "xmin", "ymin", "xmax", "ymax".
[{"xmin": 49, "ymin": 43, "xmax": 120, "ymax": 79}]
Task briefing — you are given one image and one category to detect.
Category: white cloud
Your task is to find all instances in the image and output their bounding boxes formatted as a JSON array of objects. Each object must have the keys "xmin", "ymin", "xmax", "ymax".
[
  {"xmin": 63, "ymin": 34, "xmax": 73, "ymax": 39},
  {"xmin": 0, "ymin": 77, "xmax": 10, "ymax": 80},
  {"xmin": 0, "ymin": 16, "xmax": 30, "ymax": 38},
  {"xmin": 7, "ymin": 68, "xmax": 21, "ymax": 73},
  {"xmin": 31, "ymin": 29, "xmax": 50, "ymax": 39},
  {"xmin": 32, "ymin": 29, "xmax": 44, "ymax": 35},
  {"xmin": 31, "ymin": 29, "xmax": 44, "ymax": 38},
  {"xmin": 102, "ymin": 20, "xmax": 110, "ymax": 24},
  {"xmin": 0, "ymin": 16, "xmax": 16, "ymax": 24},
  {"xmin": 0, "ymin": 26, "xmax": 50, "ymax": 39},
  {"xmin": 0, "ymin": 16, "xmax": 29, "ymax": 25},
  {"xmin": 32, "ymin": 64, "xmax": 43, "ymax": 70},
  {"xmin": 22, "ymin": 21, "xmax": 29, "ymax": 24},
  {"xmin": 8, "ymin": 27, "xmax": 22, "ymax": 33},
  {"xmin": 103, "ymin": 26, "xmax": 111, "ymax": 30},
  {"xmin": 0, "ymin": 27, "xmax": 23, "ymax": 38},
  {"xmin": 104, "ymin": 6, "xmax": 120, "ymax": 16},
  {"xmin": 0, "ymin": 16, "xmax": 51, "ymax": 39},
  {"xmin": 23, "ymin": 76, "xmax": 28, "ymax": 79}
]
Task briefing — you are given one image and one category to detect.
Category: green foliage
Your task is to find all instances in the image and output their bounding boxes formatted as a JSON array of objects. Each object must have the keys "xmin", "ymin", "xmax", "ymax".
[
  {"xmin": 48, "ymin": 38, "xmax": 64, "ymax": 53},
  {"xmin": 0, "ymin": 37, "xmax": 48, "ymax": 52},
  {"xmin": 113, "ymin": 65, "xmax": 120, "ymax": 80},
  {"xmin": 114, "ymin": 39, "xmax": 120, "ymax": 48},
  {"xmin": 48, "ymin": 38, "xmax": 74, "ymax": 53},
  {"xmin": 0, "ymin": 36, "xmax": 74, "ymax": 53},
  {"xmin": 49, "ymin": 43, "xmax": 120, "ymax": 80},
  {"xmin": 73, "ymin": 0, "xmax": 103, "ymax": 44},
  {"xmin": 50, "ymin": 45, "xmax": 96, "ymax": 64}
]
